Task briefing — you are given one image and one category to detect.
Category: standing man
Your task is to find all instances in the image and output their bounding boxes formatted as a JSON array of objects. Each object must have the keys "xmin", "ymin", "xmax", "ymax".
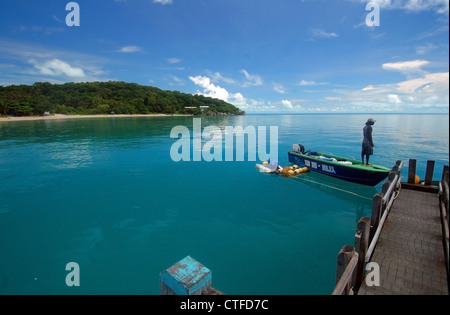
[{"xmin": 361, "ymin": 118, "xmax": 376, "ymax": 166}]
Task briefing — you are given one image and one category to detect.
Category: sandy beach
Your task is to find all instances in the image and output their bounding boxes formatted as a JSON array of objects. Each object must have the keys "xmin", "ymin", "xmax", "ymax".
[{"xmin": 0, "ymin": 113, "xmax": 187, "ymax": 122}]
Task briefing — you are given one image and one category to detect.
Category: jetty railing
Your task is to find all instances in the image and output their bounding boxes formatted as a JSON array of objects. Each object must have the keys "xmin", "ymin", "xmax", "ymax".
[
  {"xmin": 333, "ymin": 159, "xmax": 449, "ymax": 295},
  {"xmin": 332, "ymin": 160, "xmax": 403, "ymax": 295},
  {"xmin": 439, "ymin": 165, "xmax": 449, "ymax": 291}
]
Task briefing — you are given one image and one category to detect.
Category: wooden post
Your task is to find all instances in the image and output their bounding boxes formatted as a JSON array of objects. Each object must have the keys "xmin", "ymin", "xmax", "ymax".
[
  {"xmin": 382, "ymin": 180, "xmax": 391, "ymax": 195},
  {"xmin": 408, "ymin": 159, "xmax": 417, "ymax": 184},
  {"xmin": 160, "ymin": 256, "xmax": 213, "ymax": 295},
  {"xmin": 442, "ymin": 165, "xmax": 449, "ymax": 182},
  {"xmin": 424, "ymin": 160, "xmax": 435, "ymax": 186},
  {"xmin": 354, "ymin": 217, "xmax": 371, "ymax": 293},
  {"xmin": 335, "ymin": 245, "xmax": 355, "ymax": 295},
  {"xmin": 370, "ymin": 193, "xmax": 383, "ymax": 243},
  {"xmin": 391, "ymin": 160, "xmax": 401, "ymax": 175}
]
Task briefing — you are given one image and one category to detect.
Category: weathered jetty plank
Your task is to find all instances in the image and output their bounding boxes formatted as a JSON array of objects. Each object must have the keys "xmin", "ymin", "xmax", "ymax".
[{"xmin": 358, "ymin": 188, "xmax": 448, "ymax": 295}]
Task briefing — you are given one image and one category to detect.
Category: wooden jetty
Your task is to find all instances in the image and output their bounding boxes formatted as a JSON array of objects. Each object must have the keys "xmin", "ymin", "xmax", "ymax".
[{"xmin": 333, "ymin": 160, "xmax": 449, "ymax": 295}]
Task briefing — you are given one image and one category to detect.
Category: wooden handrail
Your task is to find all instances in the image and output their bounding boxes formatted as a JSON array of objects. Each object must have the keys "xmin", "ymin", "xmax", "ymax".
[
  {"xmin": 332, "ymin": 161, "xmax": 403, "ymax": 295},
  {"xmin": 367, "ymin": 162, "xmax": 402, "ymax": 261},
  {"xmin": 439, "ymin": 166, "xmax": 449, "ymax": 291},
  {"xmin": 332, "ymin": 250, "xmax": 359, "ymax": 295}
]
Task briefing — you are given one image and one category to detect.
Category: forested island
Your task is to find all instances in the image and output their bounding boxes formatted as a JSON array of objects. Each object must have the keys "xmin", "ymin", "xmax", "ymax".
[{"xmin": 0, "ymin": 81, "xmax": 245, "ymax": 117}]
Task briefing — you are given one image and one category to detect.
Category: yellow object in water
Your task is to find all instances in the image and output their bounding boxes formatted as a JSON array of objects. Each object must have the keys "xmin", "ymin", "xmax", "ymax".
[{"xmin": 263, "ymin": 161, "xmax": 269, "ymax": 165}]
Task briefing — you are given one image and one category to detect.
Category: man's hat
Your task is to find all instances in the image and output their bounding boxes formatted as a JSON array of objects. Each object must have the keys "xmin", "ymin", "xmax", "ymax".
[{"xmin": 367, "ymin": 118, "xmax": 376, "ymax": 124}]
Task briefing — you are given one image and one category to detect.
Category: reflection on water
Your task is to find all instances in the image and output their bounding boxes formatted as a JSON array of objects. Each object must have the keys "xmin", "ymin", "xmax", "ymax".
[{"xmin": 45, "ymin": 141, "xmax": 94, "ymax": 170}]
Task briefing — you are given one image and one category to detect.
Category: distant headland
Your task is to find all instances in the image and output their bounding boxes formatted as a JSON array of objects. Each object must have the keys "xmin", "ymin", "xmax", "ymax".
[{"xmin": 0, "ymin": 81, "xmax": 245, "ymax": 118}]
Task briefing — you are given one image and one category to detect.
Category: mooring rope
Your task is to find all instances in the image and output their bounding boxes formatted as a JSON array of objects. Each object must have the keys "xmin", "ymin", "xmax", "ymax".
[{"xmin": 290, "ymin": 175, "xmax": 374, "ymax": 201}]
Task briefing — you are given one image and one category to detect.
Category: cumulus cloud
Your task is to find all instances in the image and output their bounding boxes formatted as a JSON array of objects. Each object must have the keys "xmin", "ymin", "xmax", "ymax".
[
  {"xmin": 189, "ymin": 75, "xmax": 230, "ymax": 101},
  {"xmin": 281, "ymin": 100, "xmax": 293, "ymax": 109},
  {"xmin": 30, "ymin": 59, "xmax": 85, "ymax": 78},
  {"xmin": 189, "ymin": 75, "xmax": 266, "ymax": 111},
  {"xmin": 396, "ymin": 72, "xmax": 449, "ymax": 94},
  {"xmin": 326, "ymin": 71, "xmax": 449, "ymax": 112},
  {"xmin": 387, "ymin": 94, "xmax": 402, "ymax": 103},
  {"xmin": 382, "ymin": 60, "xmax": 430, "ymax": 74}
]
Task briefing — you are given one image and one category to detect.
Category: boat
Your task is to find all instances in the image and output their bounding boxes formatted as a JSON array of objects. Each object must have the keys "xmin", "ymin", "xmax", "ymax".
[{"xmin": 288, "ymin": 144, "xmax": 391, "ymax": 186}]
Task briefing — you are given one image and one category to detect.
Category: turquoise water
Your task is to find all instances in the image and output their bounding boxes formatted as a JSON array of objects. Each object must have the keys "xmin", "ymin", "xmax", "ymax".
[{"xmin": 0, "ymin": 114, "xmax": 448, "ymax": 295}]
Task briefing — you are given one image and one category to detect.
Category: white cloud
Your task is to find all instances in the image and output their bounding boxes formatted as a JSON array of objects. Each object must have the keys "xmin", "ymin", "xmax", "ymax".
[
  {"xmin": 273, "ymin": 83, "xmax": 286, "ymax": 94},
  {"xmin": 240, "ymin": 70, "xmax": 263, "ymax": 87},
  {"xmin": 189, "ymin": 75, "xmax": 232, "ymax": 102},
  {"xmin": 168, "ymin": 75, "xmax": 185, "ymax": 86},
  {"xmin": 382, "ymin": 60, "xmax": 430, "ymax": 74},
  {"xmin": 356, "ymin": 0, "xmax": 449, "ymax": 14},
  {"xmin": 0, "ymin": 40, "xmax": 109, "ymax": 84},
  {"xmin": 30, "ymin": 59, "xmax": 85, "ymax": 78},
  {"xmin": 208, "ymin": 72, "xmax": 236, "ymax": 85},
  {"xmin": 119, "ymin": 46, "xmax": 141, "ymax": 53},
  {"xmin": 52, "ymin": 15, "xmax": 63, "ymax": 24},
  {"xmin": 362, "ymin": 85, "xmax": 375, "ymax": 91},
  {"xmin": 416, "ymin": 43, "xmax": 438, "ymax": 55},
  {"xmin": 167, "ymin": 58, "xmax": 181, "ymax": 64},
  {"xmin": 310, "ymin": 28, "xmax": 339, "ymax": 38},
  {"xmin": 189, "ymin": 75, "xmax": 266, "ymax": 111},
  {"xmin": 325, "ymin": 71, "xmax": 449, "ymax": 112},
  {"xmin": 297, "ymin": 80, "xmax": 328, "ymax": 86},
  {"xmin": 396, "ymin": 72, "xmax": 449, "ymax": 94},
  {"xmin": 281, "ymin": 100, "xmax": 293, "ymax": 109},
  {"xmin": 387, "ymin": 94, "xmax": 402, "ymax": 103},
  {"xmin": 153, "ymin": 0, "xmax": 173, "ymax": 5}
]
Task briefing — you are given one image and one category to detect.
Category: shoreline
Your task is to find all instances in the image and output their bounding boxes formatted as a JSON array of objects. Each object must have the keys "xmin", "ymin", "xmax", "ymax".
[{"xmin": 0, "ymin": 113, "xmax": 190, "ymax": 122}]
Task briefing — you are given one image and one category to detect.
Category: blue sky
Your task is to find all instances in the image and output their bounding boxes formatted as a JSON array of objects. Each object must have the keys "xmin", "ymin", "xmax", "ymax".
[{"xmin": 0, "ymin": 0, "xmax": 448, "ymax": 113}]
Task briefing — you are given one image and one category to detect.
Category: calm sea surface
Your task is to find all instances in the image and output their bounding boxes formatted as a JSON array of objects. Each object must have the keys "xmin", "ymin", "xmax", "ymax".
[{"xmin": 0, "ymin": 114, "xmax": 448, "ymax": 295}]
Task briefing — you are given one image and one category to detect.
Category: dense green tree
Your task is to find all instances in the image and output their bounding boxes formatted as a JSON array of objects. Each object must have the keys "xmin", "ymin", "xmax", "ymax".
[{"xmin": 0, "ymin": 81, "xmax": 245, "ymax": 117}]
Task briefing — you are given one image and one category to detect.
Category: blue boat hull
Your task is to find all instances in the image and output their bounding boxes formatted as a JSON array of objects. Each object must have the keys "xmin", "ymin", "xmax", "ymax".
[{"xmin": 288, "ymin": 151, "xmax": 391, "ymax": 186}]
